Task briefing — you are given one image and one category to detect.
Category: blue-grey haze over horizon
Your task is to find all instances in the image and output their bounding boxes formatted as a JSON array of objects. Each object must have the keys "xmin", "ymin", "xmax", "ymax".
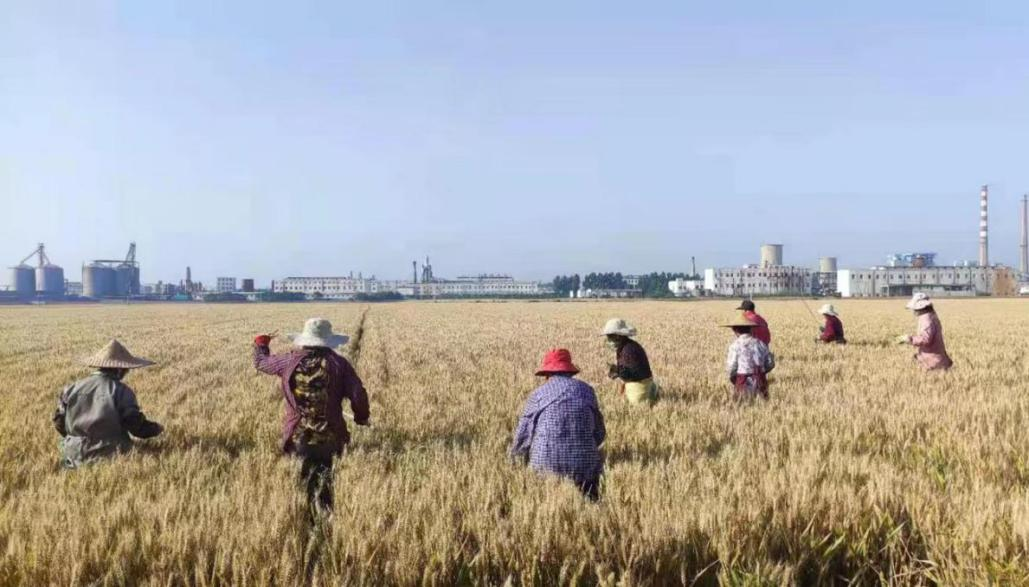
[{"xmin": 2, "ymin": 1, "xmax": 1028, "ymax": 285}]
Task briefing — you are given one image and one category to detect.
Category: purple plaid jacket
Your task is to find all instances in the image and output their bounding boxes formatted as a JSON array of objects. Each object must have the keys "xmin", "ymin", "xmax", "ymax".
[{"xmin": 510, "ymin": 375, "xmax": 605, "ymax": 486}]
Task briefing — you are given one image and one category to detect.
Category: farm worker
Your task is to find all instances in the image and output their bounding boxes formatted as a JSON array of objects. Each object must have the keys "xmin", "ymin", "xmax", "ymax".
[
  {"xmin": 52, "ymin": 340, "xmax": 164, "ymax": 469},
  {"xmin": 510, "ymin": 349, "xmax": 606, "ymax": 501},
  {"xmin": 736, "ymin": 300, "xmax": 771, "ymax": 346},
  {"xmin": 253, "ymin": 318, "xmax": 370, "ymax": 516},
  {"xmin": 602, "ymin": 318, "xmax": 658, "ymax": 406},
  {"xmin": 817, "ymin": 304, "xmax": 847, "ymax": 344},
  {"xmin": 896, "ymin": 293, "xmax": 953, "ymax": 371},
  {"xmin": 723, "ymin": 312, "xmax": 775, "ymax": 401}
]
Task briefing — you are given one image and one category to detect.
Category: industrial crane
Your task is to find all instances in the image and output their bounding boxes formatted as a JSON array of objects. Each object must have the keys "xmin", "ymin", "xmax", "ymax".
[{"xmin": 19, "ymin": 243, "xmax": 51, "ymax": 267}]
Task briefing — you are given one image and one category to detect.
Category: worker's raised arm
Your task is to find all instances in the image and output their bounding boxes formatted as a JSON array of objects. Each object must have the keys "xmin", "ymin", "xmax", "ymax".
[
  {"xmin": 339, "ymin": 358, "xmax": 371, "ymax": 425},
  {"xmin": 253, "ymin": 335, "xmax": 291, "ymax": 376}
]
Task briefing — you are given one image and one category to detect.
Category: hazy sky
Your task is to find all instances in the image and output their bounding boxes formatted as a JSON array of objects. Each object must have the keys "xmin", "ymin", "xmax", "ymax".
[{"xmin": 3, "ymin": 1, "xmax": 1029, "ymax": 285}]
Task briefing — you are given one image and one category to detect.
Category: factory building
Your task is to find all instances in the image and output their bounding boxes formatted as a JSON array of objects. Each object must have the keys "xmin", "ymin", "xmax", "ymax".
[
  {"xmin": 704, "ymin": 244, "xmax": 814, "ymax": 296},
  {"xmin": 241, "ymin": 279, "xmax": 255, "ymax": 292},
  {"xmin": 668, "ymin": 278, "xmax": 704, "ymax": 297},
  {"xmin": 839, "ymin": 186, "xmax": 1023, "ymax": 297},
  {"xmin": 276, "ymin": 260, "xmax": 548, "ymax": 299},
  {"xmin": 838, "ymin": 266, "xmax": 1016, "ymax": 297},
  {"xmin": 216, "ymin": 277, "xmax": 237, "ymax": 293}
]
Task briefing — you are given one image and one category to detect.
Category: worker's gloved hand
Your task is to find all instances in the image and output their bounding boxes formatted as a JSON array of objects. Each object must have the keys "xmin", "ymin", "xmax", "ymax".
[{"xmin": 254, "ymin": 334, "xmax": 272, "ymax": 346}]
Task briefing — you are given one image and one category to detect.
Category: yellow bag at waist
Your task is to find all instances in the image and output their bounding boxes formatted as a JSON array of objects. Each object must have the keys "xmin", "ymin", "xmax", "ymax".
[{"xmin": 623, "ymin": 378, "xmax": 658, "ymax": 406}]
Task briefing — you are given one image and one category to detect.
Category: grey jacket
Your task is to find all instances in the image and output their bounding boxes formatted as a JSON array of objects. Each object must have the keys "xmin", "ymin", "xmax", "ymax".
[{"xmin": 53, "ymin": 372, "xmax": 162, "ymax": 468}]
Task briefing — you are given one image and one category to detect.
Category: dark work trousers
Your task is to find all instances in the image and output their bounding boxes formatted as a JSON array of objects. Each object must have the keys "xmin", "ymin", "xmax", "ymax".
[
  {"xmin": 296, "ymin": 444, "xmax": 336, "ymax": 516},
  {"xmin": 579, "ymin": 477, "xmax": 601, "ymax": 502}
]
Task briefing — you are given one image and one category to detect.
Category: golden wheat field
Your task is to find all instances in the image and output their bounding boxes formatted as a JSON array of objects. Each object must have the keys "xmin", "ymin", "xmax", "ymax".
[{"xmin": 2, "ymin": 298, "xmax": 1029, "ymax": 585}]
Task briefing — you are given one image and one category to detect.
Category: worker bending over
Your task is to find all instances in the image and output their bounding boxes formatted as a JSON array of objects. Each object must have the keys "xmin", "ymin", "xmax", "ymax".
[
  {"xmin": 737, "ymin": 300, "xmax": 771, "ymax": 346},
  {"xmin": 53, "ymin": 340, "xmax": 163, "ymax": 469},
  {"xmin": 817, "ymin": 304, "xmax": 847, "ymax": 344},
  {"xmin": 603, "ymin": 318, "xmax": 658, "ymax": 406},
  {"xmin": 253, "ymin": 318, "xmax": 370, "ymax": 517},
  {"xmin": 510, "ymin": 349, "xmax": 606, "ymax": 501},
  {"xmin": 723, "ymin": 313, "xmax": 775, "ymax": 401},
  {"xmin": 897, "ymin": 293, "xmax": 953, "ymax": 371}
]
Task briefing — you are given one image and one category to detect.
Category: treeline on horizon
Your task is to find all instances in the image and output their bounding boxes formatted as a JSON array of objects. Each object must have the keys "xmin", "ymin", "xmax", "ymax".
[{"xmin": 552, "ymin": 272, "xmax": 700, "ymax": 298}]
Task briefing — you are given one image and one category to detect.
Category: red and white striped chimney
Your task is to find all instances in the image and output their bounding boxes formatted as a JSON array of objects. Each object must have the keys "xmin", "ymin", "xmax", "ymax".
[{"xmin": 979, "ymin": 185, "xmax": 989, "ymax": 267}]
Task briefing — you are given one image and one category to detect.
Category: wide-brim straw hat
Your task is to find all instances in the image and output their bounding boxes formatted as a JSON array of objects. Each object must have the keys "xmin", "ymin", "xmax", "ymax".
[
  {"xmin": 83, "ymin": 340, "xmax": 155, "ymax": 369},
  {"xmin": 721, "ymin": 311, "xmax": 758, "ymax": 328},
  {"xmin": 288, "ymin": 317, "xmax": 350, "ymax": 348},
  {"xmin": 602, "ymin": 318, "xmax": 637, "ymax": 337},
  {"xmin": 535, "ymin": 348, "xmax": 580, "ymax": 376},
  {"xmin": 906, "ymin": 292, "xmax": 933, "ymax": 311},
  {"xmin": 818, "ymin": 304, "xmax": 839, "ymax": 317}
]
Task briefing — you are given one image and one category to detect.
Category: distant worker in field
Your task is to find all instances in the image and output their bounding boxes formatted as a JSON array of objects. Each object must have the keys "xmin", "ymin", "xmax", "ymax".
[
  {"xmin": 817, "ymin": 304, "xmax": 847, "ymax": 344},
  {"xmin": 723, "ymin": 312, "xmax": 775, "ymax": 401},
  {"xmin": 510, "ymin": 349, "xmax": 606, "ymax": 501},
  {"xmin": 897, "ymin": 293, "xmax": 953, "ymax": 371},
  {"xmin": 52, "ymin": 340, "xmax": 164, "ymax": 469},
  {"xmin": 737, "ymin": 300, "xmax": 771, "ymax": 346},
  {"xmin": 602, "ymin": 318, "xmax": 658, "ymax": 406},
  {"xmin": 253, "ymin": 318, "xmax": 370, "ymax": 517}
]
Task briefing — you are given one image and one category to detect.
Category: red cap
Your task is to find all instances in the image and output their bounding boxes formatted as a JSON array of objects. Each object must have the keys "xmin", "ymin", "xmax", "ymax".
[{"xmin": 535, "ymin": 348, "xmax": 580, "ymax": 376}]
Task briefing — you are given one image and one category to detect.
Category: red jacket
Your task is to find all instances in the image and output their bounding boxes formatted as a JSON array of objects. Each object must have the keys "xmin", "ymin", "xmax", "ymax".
[
  {"xmin": 820, "ymin": 315, "xmax": 846, "ymax": 344},
  {"xmin": 744, "ymin": 311, "xmax": 771, "ymax": 346}
]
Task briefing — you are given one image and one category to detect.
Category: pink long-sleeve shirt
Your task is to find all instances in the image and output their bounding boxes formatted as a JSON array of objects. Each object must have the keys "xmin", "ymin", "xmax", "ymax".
[{"xmin": 909, "ymin": 312, "xmax": 953, "ymax": 371}]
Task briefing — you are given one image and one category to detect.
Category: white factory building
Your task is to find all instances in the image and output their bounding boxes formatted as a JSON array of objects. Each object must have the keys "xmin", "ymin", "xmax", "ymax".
[
  {"xmin": 703, "ymin": 244, "xmax": 816, "ymax": 296},
  {"xmin": 216, "ymin": 277, "xmax": 237, "ymax": 293},
  {"xmin": 274, "ymin": 272, "xmax": 548, "ymax": 299},
  {"xmin": 837, "ymin": 265, "xmax": 1017, "ymax": 298}
]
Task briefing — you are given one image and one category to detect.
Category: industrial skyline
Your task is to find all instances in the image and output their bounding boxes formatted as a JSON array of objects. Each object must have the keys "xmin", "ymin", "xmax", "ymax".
[{"xmin": 5, "ymin": 3, "xmax": 1029, "ymax": 283}]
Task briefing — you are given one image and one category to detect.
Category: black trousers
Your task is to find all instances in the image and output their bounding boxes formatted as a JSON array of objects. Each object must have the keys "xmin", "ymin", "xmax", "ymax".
[
  {"xmin": 579, "ymin": 477, "xmax": 601, "ymax": 502},
  {"xmin": 297, "ymin": 445, "xmax": 335, "ymax": 514}
]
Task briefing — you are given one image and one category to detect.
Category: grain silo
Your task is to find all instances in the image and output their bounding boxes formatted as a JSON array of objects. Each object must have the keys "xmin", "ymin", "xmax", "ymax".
[
  {"xmin": 760, "ymin": 244, "xmax": 784, "ymax": 268},
  {"xmin": 83, "ymin": 263, "xmax": 116, "ymax": 298},
  {"xmin": 115, "ymin": 264, "xmax": 139, "ymax": 296},
  {"xmin": 36, "ymin": 264, "xmax": 65, "ymax": 294},
  {"xmin": 8, "ymin": 265, "xmax": 35, "ymax": 297}
]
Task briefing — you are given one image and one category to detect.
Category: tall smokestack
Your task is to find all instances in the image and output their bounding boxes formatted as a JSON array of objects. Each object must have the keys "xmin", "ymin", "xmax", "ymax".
[
  {"xmin": 413, "ymin": 260, "xmax": 418, "ymax": 284},
  {"xmin": 979, "ymin": 185, "xmax": 989, "ymax": 267},
  {"xmin": 1021, "ymin": 194, "xmax": 1028, "ymax": 275}
]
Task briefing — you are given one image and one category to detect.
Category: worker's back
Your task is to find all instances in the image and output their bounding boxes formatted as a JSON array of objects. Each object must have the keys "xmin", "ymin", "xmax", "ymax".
[{"xmin": 58, "ymin": 373, "xmax": 134, "ymax": 466}]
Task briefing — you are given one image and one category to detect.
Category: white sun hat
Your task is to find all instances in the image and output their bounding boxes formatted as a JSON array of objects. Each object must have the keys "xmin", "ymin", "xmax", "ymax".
[
  {"xmin": 83, "ymin": 340, "xmax": 155, "ymax": 369},
  {"xmin": 288, "ymin": 318, "xmax": 350, "ymax": 348},
  {"xmin": 906, "ymin": 292, "xmax": 933, "ymax": 311},
  {"xmin": 818, "ymin": 304, "xmax": 839, "ymax": 317},
  {"xmin": 602, "ymin": 318, "xmax": 637, "ymax": 337}
]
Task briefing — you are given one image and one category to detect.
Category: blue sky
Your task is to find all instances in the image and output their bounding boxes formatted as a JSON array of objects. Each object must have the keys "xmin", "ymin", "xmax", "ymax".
[{"xmin": 2, "ymin": 1, "xmax": 1028, "ymax": 285}]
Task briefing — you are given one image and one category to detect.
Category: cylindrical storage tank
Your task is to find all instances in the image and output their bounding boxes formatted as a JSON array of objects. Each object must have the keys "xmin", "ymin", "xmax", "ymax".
[
  {"xmin": 760, "ymin": 244, "xmax": 784, "ymax": 268},
  {"xmin": 131, "ymin": 266, "xmax": 140, "ymax": 295},
  {"xmin": 83, "ymin": 264, "xmax": 116, "ymax": 298},
  {"xmin": 115, "ymin": 265, "xmax": 134, "ymax": 296},
  {"xmin": 819, "ymin": 257, "xmax": 838, "ymax": 273},
  {"xmin": 242, "ymin": 278, "xmax": 255, "ymax": 292},
  {"xmin": 36, "ymin": 265, "xmax": 64, "ymax": 295},
  {"xmin": 9, "ymin": 265, "xmax": 36, "ymax": 297}
]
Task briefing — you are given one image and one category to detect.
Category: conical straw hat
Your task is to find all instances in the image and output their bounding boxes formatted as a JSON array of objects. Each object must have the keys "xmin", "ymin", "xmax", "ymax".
[
  {"xmin": 83, "ymin": 340, "xmax": 155, "ymax": 369},
  {"xmin": 721, "ymin": 311, "xmax": 758, "ymax": 328}
]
